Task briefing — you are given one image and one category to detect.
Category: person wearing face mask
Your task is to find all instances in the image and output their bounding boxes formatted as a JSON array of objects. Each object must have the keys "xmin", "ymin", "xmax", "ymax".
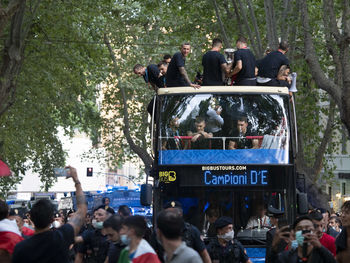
[
  {"xmin": 118, "ymin": 215, "xmax": 160, "ymax": 263},
  {"xmin": 156, "ymin": 210, "xmax": 202, "ymax": 263},
  {"xmin": 75, "ymin": 208, "xmax": 111, "ymax": 263},
  {"xmin": 271, "ymin": 215, "xmax": 336, "ymax": 263},
  {"xmin": 103, "ymin": 215, "xmax": 126, "ymax": 263},
  {"xmin": 207, "ymin": 216, "xmax": 252, "ymax": 263}
]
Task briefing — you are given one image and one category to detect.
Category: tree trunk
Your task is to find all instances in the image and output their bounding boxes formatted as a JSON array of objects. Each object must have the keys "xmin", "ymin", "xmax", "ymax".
[
  {"xmin": 212, "ymin": 0, "xmax": 231, "ymax": 48},
  {"xmin": 264, "ymin": 0, "xmax": 278, "ymax": 50}
]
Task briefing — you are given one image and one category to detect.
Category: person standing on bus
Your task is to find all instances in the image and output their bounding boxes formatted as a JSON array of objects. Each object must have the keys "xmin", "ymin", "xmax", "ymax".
[
  {"xmin": 166, "ymin": 43, "xmax": 200, "ymax": 89},
  {"xmin": 207, "ymin": 216, "xmax": 252, "ymax": 263},
  {"xmin": 229, "ymin": 37, "xmax": 257, "ymax": 86},
  {"xmin": 257, "ymin": 41, "xmax": 289, "ymax": 86},
  {"xmin": 202, "ymin": 38, "xmax": 231, "ymax": 86},
  {"xmin": 133, "ymin": 64, "xmax": 164, "ymax": 90}
]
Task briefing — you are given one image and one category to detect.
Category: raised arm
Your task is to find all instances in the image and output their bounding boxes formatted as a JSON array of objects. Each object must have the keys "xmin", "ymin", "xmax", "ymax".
[{"xmin": 67, "ymin": 166, "xmax": 87, "ymax": 236}]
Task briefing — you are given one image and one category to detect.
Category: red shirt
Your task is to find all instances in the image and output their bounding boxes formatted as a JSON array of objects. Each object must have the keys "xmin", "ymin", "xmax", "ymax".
[
  {"xmin": 320, "ymin": 233, "xmax": 336, "ymax": 256},
  {"xmin": 21, "ymin": 226, "xmax": 35, "ymax": 237}
]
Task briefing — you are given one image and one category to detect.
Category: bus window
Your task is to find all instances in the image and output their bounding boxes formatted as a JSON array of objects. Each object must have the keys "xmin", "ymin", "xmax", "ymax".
[{"xmin": 159, "ymin": 94, "xmax": 290, "ymax": 165}]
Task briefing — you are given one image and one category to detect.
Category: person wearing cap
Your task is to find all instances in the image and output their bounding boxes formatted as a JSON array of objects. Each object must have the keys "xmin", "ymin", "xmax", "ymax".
[
  {"xmin": 265, "ymin": 207, "xmax": 286, "ymax": 263},
  {"xmin": 150, "ymin": 201, "xmax": 211, "ymax": 263},
  {"xmin": 207, "ymin": 216, "xmax": 252, "ymax": 263}
]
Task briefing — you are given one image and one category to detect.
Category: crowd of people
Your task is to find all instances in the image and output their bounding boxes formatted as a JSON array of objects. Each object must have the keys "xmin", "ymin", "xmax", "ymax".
[
  {"xmin": 1, "ymin": 167, "xmax": 350, "ymax": 263},
  {"xmin": 133, "ymin": 37, "xmax": 297, "ymax": 94}
]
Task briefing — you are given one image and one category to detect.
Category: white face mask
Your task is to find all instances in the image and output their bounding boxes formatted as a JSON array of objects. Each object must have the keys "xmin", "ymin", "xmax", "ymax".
[
  {"xmin": 218, "ymin": 230, "xmax": 234, "ymax": 241},
  {"xmin": 52, "ymin": 221, "xmax": 61, "ymax": 228}
]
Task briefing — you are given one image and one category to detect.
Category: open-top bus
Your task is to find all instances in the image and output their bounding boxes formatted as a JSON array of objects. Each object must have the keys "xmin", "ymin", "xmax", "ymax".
[{"xmin": 142, "ymin": 86, "xmax": 307, "ymax": 261}]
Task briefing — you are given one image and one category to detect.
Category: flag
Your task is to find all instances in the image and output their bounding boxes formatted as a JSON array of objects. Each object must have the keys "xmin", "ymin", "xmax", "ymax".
[{"xmin": 0, "ymin": 160, "xmax": 11, "ymax": 177}]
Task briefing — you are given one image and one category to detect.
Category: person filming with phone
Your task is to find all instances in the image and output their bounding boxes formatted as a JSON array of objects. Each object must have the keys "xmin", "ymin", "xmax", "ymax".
[
  {"xmin": 13, "ymin": 166, "xmax": 87, "ymax": 263},
  {"xmin": 270, "ymin": 215, "xmax": 336, "ymax": 263}
]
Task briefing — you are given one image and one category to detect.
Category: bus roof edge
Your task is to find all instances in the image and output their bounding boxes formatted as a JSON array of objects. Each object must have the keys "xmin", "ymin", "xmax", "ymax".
[{"xmin": 158, "ymin": 86, "xmax": 290, "ymax": 95}]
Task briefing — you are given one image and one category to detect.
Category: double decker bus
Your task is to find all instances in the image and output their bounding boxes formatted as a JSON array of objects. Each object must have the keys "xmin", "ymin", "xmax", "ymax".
[{"xmin": 143, "ymin": 86, "xmax": 306, "ymax": 261}]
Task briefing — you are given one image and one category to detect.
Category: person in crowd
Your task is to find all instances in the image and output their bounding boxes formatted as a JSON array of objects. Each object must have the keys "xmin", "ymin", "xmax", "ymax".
[
  {"xmin": 151, "ymin": 201, "xmax": 211, "ymax": 263},
  {"xmin": 118, "ymin": 215, "xmax": 160, "ymax": 263},
  {"xmin": 257, "ymin": 41, "xmax": 289, "ymax": 86},
  {"xmin": 202, "ymin": 38, "xmax": 231, "ymax": 86},
  {"xmin": 271, "ymin": 215, "xmax": 336, "ymax": 263},
  {"xmin": 118, "ymin": 205, "xmax": 132, "ymax": 218},
  {"xmin": 187, "ymin": 116, "xmax": 213, "ymax": 149},
  {"xmin": 308, "ymin": 210, "xmax": 336, "ymax": 257},
  {"xmin": 162, "ymin": 117, "xmax": 182, "ymax": 150},
  {"xmin": 103, "ymin": 215, "xmax": 126, "ymax": 263},
  {"xmin": 22, "ymin": 214, "xmax": 34, "ymax": 230},
  {"xmin": 329, "ymin": 215, "xmax": 342, "ymax": 234},
  {"xmin": 163, "ymin": 54, "xmax": 172, "ymax": 64},
  {"xmin": 228, "ymin": 115, "xmax": 259, "ymax": 150},
  {"xmin": 207, "ymin": 216, "xmax": 252, "ymax": 263},
  {"xmin": 8, "ymin": 210, "xmax": 34, "ymax": 238},
  {"xmin": 265, "ymin": 207, "xmax": 286, "ymax": 263},
  {"xmin": 156, "ymin": 209, "xmax": 202, "ymax": 263},
  {"xmin": 75, "ymin": 207, "xmax": 110, "ymax": 263},
  {"xmin": 229, "ymin": 36, "xmax": 256, "ymax": 86},
  {"xmin": 166, "ymin": 43, "xmax": 200, "ymax": 88},
  {"xmin": 0, "ymin": 200, "xmax": 23, "ymax": 263},
  {"xmin": 316, "ymin": 208, "xmax": 338, "ymax": 238},
  {"xmin": 336, "ymin": 201, "xmax": 350, "ymax": 262},
  {"xmin": 99, "ymin": 197, "xmax": 115, "ymax": 214},
  {"xmin": 52, "ymin": 212, "xmax": 65, "ymax": 228},
  {"xmin": 133, "ymin": 63, "xmax": 164, "ymax": 90},
  {"xmin": 246, "ymin": 203, "xmax": 271, "ymax": 229},
  {"xmin": 13, "ymin": 166, "xmax": 87, "ymax": 263},
  {"xmin": 204, "ymin": 206, "xmax": 220, "ymax": 238}
]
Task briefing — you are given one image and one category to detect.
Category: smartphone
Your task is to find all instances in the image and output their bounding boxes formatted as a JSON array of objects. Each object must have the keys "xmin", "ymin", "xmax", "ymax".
[
  {"xmin": 302, "ymin": 230, "xmax": 311, "ymax": 234},
  {"xmin": 54, "ymin": 168, "xmax": 69, "ymax": 177}
]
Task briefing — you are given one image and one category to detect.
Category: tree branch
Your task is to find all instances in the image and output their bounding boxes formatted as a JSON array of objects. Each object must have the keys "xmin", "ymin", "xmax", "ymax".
[
  {"xmin": 323, "ymin": 0, "xmax": 341, "ymax": 44},
  {"xmin": 104, "ymin": 34, "xmax": 152, "ymax": 174},
  {"xmin": 342, "ymin": 0, "xmax": 350, "ymax": 44},
  {"xmin": 223, "ymin": 0, "xmax": 244, "ymax": 37},
  {"xmin": 246, "ymin": 0, "xmax": 263, "ymax": 57},
  {"xmin": 299, "ymin": 0, "xmax": 342, "ymax": 106},
  {"xmin": 264, "ymin": 0, "xmax": 278, "ymax": 49},
  {"xmin": 0, "ymin": 0, "xmax": 23, "ymax": 37},
  {"xmin": 211, "ymin": 0, "xmax": 230, "ymax": 48}
]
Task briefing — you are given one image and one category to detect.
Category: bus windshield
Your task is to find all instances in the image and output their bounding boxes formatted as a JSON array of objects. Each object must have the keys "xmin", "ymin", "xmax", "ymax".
[{"xmin": 159, "ymin": 93, "xmax": 290, "ymax": 165}]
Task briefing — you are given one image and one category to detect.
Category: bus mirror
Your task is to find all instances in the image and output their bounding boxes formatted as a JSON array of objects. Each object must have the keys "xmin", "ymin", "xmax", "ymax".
[
  {"xmin": 140, "ymin": 184, "xmax": 153, "ymax": 206},
  {"xmin": 297, "ymin": 193, "xmax": 308, "ymax": 214}
]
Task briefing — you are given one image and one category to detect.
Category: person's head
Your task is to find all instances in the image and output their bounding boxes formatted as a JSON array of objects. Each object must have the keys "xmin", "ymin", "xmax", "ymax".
[
  {"xmin": 212, "ymin": 38, "xmax": 223, "ymax": 50},
  {"xmin": 277, "ymin": 65, "xmax": 290, "ymax": 80},
  {"xmin": 29, "ymin": 199, "xmax": 55, "ymax": 230},
  {"xmin": 329, "ymin": 216, "xmax": 341, "ymax": 231},
  {"xmin": 236, "ymin": 36, "xmax": 247, "ymax": 49},
  {"xmin": 53, "ymin": 212, "xmax": 64, "ymax": 228},
  {"xmin": 215, "ymin": 216, "xmax": 234, "ymax": 242},
  {"xmin": 163, "ymin": 54, "xmax": 171, "ymax": 64},
  {"xmin": 236, "ymin": 115, "xmax": 248, "ymax": 134},
  {"xmin": 120, "ymin": 215, "xmax": 147, "ymax": 244},
  {"xmin": 265, "ymin": 47, "xmax": 271, "ymax": 56},
  {"xmin": 308, "ymin": 210, "xmax": 323, "ymax": 238},
  {"xmin": 133, "ymin": 64, "xmax": 145, "ymax": 76},
  {"xmin": 278, "ymin": 41, "xmax": 289, "ymax": 53},
  {"xmin": 341, "ymin": 201, "xmax": 350, "ymax": 227},
  {"xmin": 163, "ymin": 201, "xmax": 183, "ymax": 217},
  {"xmin": 158, "ymin": 61, "xmax": 168, "ymax": 76},
  {"xmin": 256, "ymin": 204, "xmax": 267, "ymax": 218},
  {"xmin": 206, "ymin": 207, "xmax": 220, "ymax": 224},
  {"xmin": 103, "ymin": 214, "xmax": 124, "ymax": 242},
  {"xmin": 102, "ymin": 197, "xmax": 110, "ymax": 206},
  {"xmin": 94, "ymin": 208, "xmax": 109, "ymax": 222},
  {"xmin": 0, "ymin": 199, "xmax": 9, "ymax": 221},
  {"xmin": 180, "ymin": 43, "xmax": 191, "ymax": 57},
  {"xmin": 169, "ymin": 117, "xmax": 180, "ymax": 129},
  {"xmin": 195, "ymin": 116, "xmax": 206, "ymax": 133},
  {"xmin": 156, "ymin": 210, "xmax": 183, "ymax": 243},
  {"xmin": 292, "ymin": 215, "xmax": 315, "ymax": 247},
  {"xmin": 118, "ymin": 205, "xmax": 132, "ymax": 218},
  {"xmin": 9, "ymin": 213, "xmax": 23, "ymax": 230}
]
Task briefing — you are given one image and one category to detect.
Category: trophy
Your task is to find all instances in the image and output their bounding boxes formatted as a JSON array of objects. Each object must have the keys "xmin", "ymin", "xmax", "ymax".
[{"xmin": 224, "ymin": 48, "xmax": 235, "ymax": 63}]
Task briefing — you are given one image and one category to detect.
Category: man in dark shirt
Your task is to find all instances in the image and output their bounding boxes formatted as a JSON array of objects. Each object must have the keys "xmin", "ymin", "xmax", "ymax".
[
  {"xmin": 207, "ymin": 216, "xmax": 251, "ymax": 263},
  {"xmin": 12, "ymin": 166, "xmax": 87, "ymax": 263},
  {"xmin": 133, "ymin": 64, "xmax": 164, "ymax": 90},
  {"xmin": 228, "ymin": 115, "xmax": 259, "ymax": 150},
  {"xmin": 202, "ymin": 38, "xmax": 230, "ymax": 86},
  {"xmin": 103, "ymin": 215, "xmax": 126, "ymax": 263},
  {"xmin": 166, "ymin": 43, "xmax": 200, "ymax": 88},
  {"xmin": 230, "ymin": 36, "xmax": 257, "ymax": 86},
  {"xmin": 257, "ymin": 41, "xmax": 289, "ymax": 86}
]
